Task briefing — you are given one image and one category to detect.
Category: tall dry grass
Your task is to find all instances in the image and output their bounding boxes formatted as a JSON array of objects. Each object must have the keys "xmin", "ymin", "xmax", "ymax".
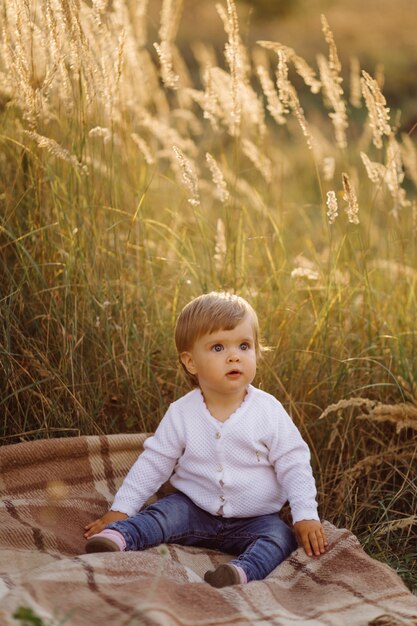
[{"xmin": 0, "ymin": 0, "xmax": 416, "ymax": 589}]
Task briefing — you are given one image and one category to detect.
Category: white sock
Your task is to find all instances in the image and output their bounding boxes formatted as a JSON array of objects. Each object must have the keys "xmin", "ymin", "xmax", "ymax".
[{"xmin": 230, "ymin": 564, "xmax": 247, "ymax": 584}]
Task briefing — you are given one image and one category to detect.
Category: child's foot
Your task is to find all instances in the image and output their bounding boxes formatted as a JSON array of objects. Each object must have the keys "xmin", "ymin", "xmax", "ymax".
[
  {"xmin": 204, "ymin": 564, "xmax": 242, "ymax": 588},
  {"xmin": 85, "ymin": 529, "xmax": 125, "ymax": 553}
]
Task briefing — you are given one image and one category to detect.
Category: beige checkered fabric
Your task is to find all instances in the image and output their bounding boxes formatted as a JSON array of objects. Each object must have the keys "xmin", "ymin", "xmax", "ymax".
[{"xmin": 1, "ymin": 434, "xmax": 417, "ymax": 626}]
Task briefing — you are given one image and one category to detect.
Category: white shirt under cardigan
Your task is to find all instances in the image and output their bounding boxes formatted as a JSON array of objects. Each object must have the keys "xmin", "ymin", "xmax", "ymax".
[{"xmin": 111, "ymin": 385, "xmax": 319, "ymax": 523}]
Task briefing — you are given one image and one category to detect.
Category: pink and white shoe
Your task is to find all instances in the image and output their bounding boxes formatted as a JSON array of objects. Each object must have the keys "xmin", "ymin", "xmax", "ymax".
[{"xmin": 85, "ymin": 529, "xmax": 126, "ymax": 553}]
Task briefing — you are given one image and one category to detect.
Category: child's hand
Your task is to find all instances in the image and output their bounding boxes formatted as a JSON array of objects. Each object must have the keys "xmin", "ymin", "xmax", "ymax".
[
  {"xmin": 293, "ymin": 519, "xmax": 328, "ymax": 557},
  {"xmin": 84, "ymin": 511, "xmax": 128, "ymax": 539}
]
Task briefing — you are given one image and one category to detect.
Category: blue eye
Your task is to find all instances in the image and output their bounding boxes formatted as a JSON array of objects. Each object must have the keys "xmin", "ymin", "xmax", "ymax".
[
  {"xmin": 212, "ymin": 344, "xmax": 223, "ymax": 352},
  {"xmin": 240, "ymin": 342, "xmax": 250, "ymax": 350}
]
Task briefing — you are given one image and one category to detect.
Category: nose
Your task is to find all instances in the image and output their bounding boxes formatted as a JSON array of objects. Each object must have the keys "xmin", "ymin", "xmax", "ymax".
[{"xmin": 227, "ymin": 350, "xmax": 240, "ymax": 362}]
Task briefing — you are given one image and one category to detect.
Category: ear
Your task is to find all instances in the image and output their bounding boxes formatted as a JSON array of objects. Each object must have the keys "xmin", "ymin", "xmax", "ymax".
[{"xmin": 180, "ymin": 351, "xmax": 197, "ymax": 375}]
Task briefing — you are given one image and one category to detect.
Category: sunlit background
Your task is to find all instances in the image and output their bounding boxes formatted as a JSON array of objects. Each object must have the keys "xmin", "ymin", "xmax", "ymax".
[{"xmin": 159, "ymin": 0, "xmax": 416, "ymax": 128}]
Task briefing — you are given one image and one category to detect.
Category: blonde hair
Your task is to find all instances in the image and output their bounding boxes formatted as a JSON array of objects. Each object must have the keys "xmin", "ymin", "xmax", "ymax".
[{"xmin": 175, "ymin": 291, "xmax": 260, "ymax": 386}]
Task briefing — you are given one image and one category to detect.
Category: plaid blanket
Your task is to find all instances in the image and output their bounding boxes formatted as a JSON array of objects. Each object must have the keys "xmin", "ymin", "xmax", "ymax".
[{"xmin": 1, "ymin": 434, "xmax": 416, "ymax": 626}]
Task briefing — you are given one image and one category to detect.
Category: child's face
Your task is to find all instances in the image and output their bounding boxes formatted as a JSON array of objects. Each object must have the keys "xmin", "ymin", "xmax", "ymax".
[{"xmin": 180, "ymin": 315, "xmax": 257, "ymax": 400}]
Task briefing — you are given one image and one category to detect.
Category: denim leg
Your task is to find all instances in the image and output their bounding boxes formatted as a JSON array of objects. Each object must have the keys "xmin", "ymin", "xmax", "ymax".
[
  {"xmin": 219, "ymin": 514, "xmax": 297, "ymax": 582},
  {"xmin": 106, "ymin": 492, "xmax": 222, "ymax": 552}
]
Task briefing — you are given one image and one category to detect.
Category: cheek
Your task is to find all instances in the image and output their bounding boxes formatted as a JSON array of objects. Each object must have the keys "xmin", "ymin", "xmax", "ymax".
[
  {"xmin": 248, "ymin": 354, "xmax": 257, "ymax": 369},
  {"xmin": 199, "ymin": 358, "xmax": 218, "ymax": 376}
]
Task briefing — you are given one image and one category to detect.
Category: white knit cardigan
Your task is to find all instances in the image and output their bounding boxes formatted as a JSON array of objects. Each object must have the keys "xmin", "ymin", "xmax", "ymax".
[{"xmin": 111, "ymin": 385, "xmax": 319, "ymax": 523}]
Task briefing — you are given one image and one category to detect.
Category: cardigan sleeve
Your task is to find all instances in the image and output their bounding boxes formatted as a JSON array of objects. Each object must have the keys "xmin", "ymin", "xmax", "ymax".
[
  {"xmin": 267, "ymin": 403, "xmax": 319, "ymax": 523},
  {"xmin": 111, "ymin": 405, "xmax": 184, "ymax": 516}
]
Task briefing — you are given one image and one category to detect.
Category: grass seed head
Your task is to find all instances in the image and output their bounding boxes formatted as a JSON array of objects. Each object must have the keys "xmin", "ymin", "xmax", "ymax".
[
  {"xmin": 361, "ymin": 70, "xmax": 391, "ymax": 149},
  {"xmin": 173, "ymin": 145, "xmax": 200, "ymax": 206},
  {"xmin": 342, "ymin": 172, "xmax": 360, "ymax": 224},
  {"xmin": 326, "ymin": 190, "xmax": 339, "ymax": 224},
  {"xmin": 206, "ymin": 152, "xmax": 229, "ymax": 203}
]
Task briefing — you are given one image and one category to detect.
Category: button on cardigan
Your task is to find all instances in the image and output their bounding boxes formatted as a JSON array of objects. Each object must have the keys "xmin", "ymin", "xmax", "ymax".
[{"xmin": 111, "ymin": 385, "xmax": 319, "ymax": 523}]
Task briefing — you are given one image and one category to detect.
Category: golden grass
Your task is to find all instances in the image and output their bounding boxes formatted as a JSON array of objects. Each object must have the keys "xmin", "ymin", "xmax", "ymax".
[{"xmin": 0, "ymin": 0, "xmax": 416, "ymax": 590}]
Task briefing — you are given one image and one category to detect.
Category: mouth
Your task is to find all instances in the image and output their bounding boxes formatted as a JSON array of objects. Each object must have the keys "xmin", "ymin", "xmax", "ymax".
[{"xmin": 226, "ymin": 369, "xmax": 242, "ymax": 379}]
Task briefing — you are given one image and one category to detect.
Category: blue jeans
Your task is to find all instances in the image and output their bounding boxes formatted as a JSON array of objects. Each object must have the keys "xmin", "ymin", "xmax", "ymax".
[{"xmin": 107, "ymin": 492, "xmax": 297, "ymax": 582}]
